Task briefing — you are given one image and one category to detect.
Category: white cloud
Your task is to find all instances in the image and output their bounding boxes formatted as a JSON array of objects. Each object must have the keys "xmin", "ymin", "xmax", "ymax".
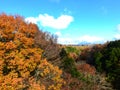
[
  {"xmin": 38, "ymin": 14, "xmax": 74, "ymax": 29},
  {"xmin": 25, "ymin": 17, "xmax": 38, "ymax": 24},
  {"xmin": 25, "ymin": 14, "xmax": 74, "ymax": 29},
  {"xmin": 114, "ymin": 34, "xmax": 120, "ymax": 39},
  {"xmin": 117, "ymin": 24, "xmax": 120, "ymax": 31},
  {"xmin": 55, "ymin": 32, "xmax": 61, "ymax": 36},
  {"xmin": 78, "ymin": 35, "xmax": 104, "ymax": 43},
  {"xmin": 57, "ymin": 35, "xmax": 105, "ymax": 45},
  {"xmin": 113, "ymin": 24, "xmax": 120, "ymax": 40},
  {"xmin": 58, "ymin": 37, "xmax": 77, "ymax": 44}
]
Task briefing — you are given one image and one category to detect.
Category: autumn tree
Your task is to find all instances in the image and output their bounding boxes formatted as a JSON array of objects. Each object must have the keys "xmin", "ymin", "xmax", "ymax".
[
  {"xmin": 35, "ymin": 29, "xmax": 61, "ymax": 64},
  {"xmin": 0, "ymin": 13, "xmax": 65, "ymax": 90}
]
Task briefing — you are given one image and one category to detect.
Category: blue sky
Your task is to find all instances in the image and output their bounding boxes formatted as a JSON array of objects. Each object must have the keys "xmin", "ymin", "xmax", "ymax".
[{"xmin": 0, "ymin": 0, "xmax": 120, "ymax": 44}]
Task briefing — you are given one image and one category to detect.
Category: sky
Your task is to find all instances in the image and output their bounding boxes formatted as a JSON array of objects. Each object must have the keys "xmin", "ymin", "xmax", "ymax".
[{"xmin": 0, "ymin": 0, "xmax": 120, "ymax": 44}]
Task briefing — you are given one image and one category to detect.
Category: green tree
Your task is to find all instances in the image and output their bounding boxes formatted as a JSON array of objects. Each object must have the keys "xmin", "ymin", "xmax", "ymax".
[
  {"xmin": 94, "ymin": 52, "xmax": 103, "ymax": 72},
  {"xmin": 93, "ymin": 40, "xmax": 120, "ymax": 90}
]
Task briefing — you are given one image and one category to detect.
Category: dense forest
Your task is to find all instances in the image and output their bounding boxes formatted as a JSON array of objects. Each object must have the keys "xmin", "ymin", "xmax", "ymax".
[{"xmin": 0, "ymin": 14, "xmax": 120, "ymax": 90}]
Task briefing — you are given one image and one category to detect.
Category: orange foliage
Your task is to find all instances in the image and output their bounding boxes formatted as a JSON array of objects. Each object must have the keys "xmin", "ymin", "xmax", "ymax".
[
  {"xmin": 36, "ymin": 59, "xmax": 65, "ymax": 90},
  {"xmin": 68, "ymin": 52, "xmax": 78, "ymax": 60},
  {"xmin": 0, "ymin": 14, "xmax": 65, "ymax": 90}
]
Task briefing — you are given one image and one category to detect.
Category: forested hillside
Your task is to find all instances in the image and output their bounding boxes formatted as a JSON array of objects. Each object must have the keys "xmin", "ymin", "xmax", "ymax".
[
  {"xmin": 0, "ymin": 14, "xmax": 119, "ymax": 90},
  {"xmin": 0, "ymin": 14, "xmax": 64, "ymax": 90},
  {"xmin": 93, "ymin": 40, "xmax": 120, "ymax": 89}
]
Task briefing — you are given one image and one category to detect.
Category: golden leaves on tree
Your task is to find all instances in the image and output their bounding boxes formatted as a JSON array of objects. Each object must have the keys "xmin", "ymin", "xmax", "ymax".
[{"xmin": 0, "ymin": 13, "xmax": 65, "ymax": 90}]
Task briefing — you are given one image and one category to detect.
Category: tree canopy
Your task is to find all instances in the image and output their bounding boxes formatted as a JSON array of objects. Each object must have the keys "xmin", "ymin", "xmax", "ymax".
[{"xmin": 0, "ymin": 13, "xmax": 65, "ymax": 90}]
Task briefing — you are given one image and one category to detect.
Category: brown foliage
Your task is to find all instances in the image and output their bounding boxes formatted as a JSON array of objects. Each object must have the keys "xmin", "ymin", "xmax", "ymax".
[
  {"xmin": 69, "ymin": 52, "xmax": 78, "ymax": 60},
  {"xmin": 62, "ymin": 73, "xmax": 82, "ymax": 90},
  {"xmin": 35, "ymin": 30, "xmax": 61, "ymax": 63},
  {"xmin": 77, "ymin": 64, "xmax": 96, "ymax": 75}
]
